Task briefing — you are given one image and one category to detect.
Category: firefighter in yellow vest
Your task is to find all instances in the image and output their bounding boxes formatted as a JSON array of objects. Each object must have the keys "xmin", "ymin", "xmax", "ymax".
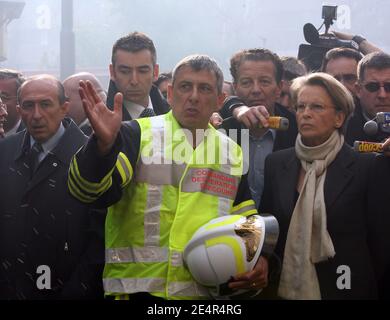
[{"xmin": 68, "ymin": 54, "xmax": 269, "ymax": 300}]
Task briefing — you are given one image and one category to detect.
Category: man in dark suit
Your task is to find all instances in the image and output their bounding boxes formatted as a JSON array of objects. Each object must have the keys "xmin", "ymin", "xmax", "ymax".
[
  {"xmin": 220, "ymin": 48, "xmax": 298, "ymax": 207},
  {"xmin": 0, "ymin": 75, "xmax": 105, "ymax": 299},
  {"xmin": 0, "ymin": 69, "xmax": 25, "ymax": 136},
  {"xmin": 106, "ymin": 32, "xmax": 170, "ymax": 120}
]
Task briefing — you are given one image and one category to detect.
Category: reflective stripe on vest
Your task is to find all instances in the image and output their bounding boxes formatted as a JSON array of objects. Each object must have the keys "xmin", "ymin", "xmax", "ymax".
[
  {"xmin": 168, "ymin": 281, "xmax": 210, "ymax": 297},
  {"xmin": 144, "ymin": 184, "xmax": 163, "ymax": 247},
  {"xmin": 136, "ymin": 163, "xmax": 186, "ymax": 186},
  {"xmin": 104, "ymin": 278, "xmax": 166, "ymax": 294},
  {"xmin": 104, "ymin": 278, "xmax": 209, "ymax": 297},
  {"xmin": 106, "ymin": 247, "xmax": 168, "ymax": 263},
  {"xmin": 171, "ymin": 250, "xmax": 183, "ymax": 267},
  {"xmin": 106, "ymin": 247, "xmax": 186, "ymax": 267}
]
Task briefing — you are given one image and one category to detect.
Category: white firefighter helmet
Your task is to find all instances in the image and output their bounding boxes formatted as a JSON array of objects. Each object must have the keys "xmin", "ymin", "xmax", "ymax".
[{"xmin": 183, "ymin": 214, "xmax": 279, "ymax": 298}]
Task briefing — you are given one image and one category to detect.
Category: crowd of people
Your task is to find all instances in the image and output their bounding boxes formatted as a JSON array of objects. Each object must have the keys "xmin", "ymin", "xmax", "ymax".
[{"xmin": 0, "ymin": 29, "xmax": 389, "ymax": 300}]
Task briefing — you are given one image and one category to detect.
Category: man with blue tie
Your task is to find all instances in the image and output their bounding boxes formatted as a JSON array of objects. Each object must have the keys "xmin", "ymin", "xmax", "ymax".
[{"xmin": 106, "ymin": 31, "xmax": 170, "ymax": 120}]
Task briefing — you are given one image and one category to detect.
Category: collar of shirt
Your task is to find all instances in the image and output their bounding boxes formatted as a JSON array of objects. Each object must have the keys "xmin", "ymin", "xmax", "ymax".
[
  {"xmin": 124, "ymin": 96, "xmax": 153, "ymax": 119},
  {"xmin": 30, "ymin": 122, "xmax": 65, "ymax": 162},
  {"xmin": 79, "ymin": 117, "xmax": 90, "ymax": 128},
  {"xmin": 5, "ymin": 119, "xmax": 21, "ymax": 137},
  {"xmin": 248, "ymin": 129, "xmax": 275, "ymax": 208},
  {"xmin": 249, "ymin": 128, "xmax": 276, "ymax": 142}
]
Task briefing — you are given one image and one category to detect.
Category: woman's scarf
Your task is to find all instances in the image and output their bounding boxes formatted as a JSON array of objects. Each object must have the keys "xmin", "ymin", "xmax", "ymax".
[{"xmin": 278, "ymin": 130, "xmax": 344, "ymax": 300}]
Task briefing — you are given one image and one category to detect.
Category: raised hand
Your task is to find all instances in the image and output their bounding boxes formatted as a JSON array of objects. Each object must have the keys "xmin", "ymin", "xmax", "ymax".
[{"xmin": 79, "ymin": 80, "xmax": 123, "ymax": 155}]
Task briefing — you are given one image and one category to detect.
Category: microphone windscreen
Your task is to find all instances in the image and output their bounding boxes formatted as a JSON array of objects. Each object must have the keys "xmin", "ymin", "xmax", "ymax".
[
  {"xmin": 363, "ymin": 120, "xmax": 378, "ymax": 136},
  {"xmin": 303, "ymin": 23, "xmax": 319, "ymax": 44}
]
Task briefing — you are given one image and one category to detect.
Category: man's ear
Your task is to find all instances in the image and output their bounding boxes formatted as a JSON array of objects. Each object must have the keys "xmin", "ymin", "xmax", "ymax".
[
  {"xmin": 355, "ymin": 82, "xmax": 362, "ymax": 99},
  {"xmin": 215, "ymin": 92, "xmax": 227, "ymax": 112},
  {"xmin": 275, "ymin": 81, "xmax": 282, "ymax": 99},
  {"xmin": 233, "ymin": 82, "xmax": 238, "ymax": 95},
  {"xmin": 61, "ymin": 101, "xmax": 70, "ymax": 116},
  {"xmin": 16, "ymin": 104, "xmax": 22, "ymax": 115},
  {"xmin": 167, "ymin": 83, "xmax": 173, "ymax": 106},
  {"xmin": 109, "ymin": 64, "xmax": 115, "ymax": 81},
  {"xmin": 153, "ymin": 64, "xmax": 160, "ymax": 82},
  {"xmin": 335, "ymin": 111, "xmax": 346, "ymax": 129}
]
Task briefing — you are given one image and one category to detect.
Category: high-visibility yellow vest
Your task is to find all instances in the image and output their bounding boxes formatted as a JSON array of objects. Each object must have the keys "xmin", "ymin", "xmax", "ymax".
[{"xmin": 70, "ymin": 111, "xmax": 257, "ymax": 299}]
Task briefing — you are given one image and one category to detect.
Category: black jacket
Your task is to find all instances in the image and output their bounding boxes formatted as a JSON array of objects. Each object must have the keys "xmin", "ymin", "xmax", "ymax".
[
  {"xmin": 16, "ymin": 121, "xmax": 25, "ymax": 133},
  {"xmin": 260, "ymin": 144, "xmax": 387, "ymax": 299},
  {"xmin": 345, "ymin": 100, "xmax": 389, "ymax": 146},
  {"xmin": 368, "ymin": 154, "xmax": 390, "ymax": 299},
  {"xmin": 0, "ymin": 118, "xmax": 105, "ymax": 300},
  {"xmin": 106, "ymin": 80, "xmax": 170, "ymax": 121}
]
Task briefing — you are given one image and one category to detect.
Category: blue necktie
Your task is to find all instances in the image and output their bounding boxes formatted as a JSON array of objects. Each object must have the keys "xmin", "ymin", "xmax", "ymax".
[
  {"xmin": 139, "ymin": 108, "xmax": 156, "ymax": 118},
  {"xmin": 28, "ymin": 142, "xmax": 43, "ymax": 176}
]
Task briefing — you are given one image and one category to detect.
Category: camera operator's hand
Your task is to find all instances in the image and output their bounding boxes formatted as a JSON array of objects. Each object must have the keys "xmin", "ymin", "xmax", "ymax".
[
  {"xmin": 331, "ymin": 31, "xmax": 353, "ymax": 41},
  {"xmin": 232, "ymin": 105, "xmax": 270, "ymax": 130},
  {"xmin": 331, "ymin": 31, "xmax": 382, "ymax": 55}
]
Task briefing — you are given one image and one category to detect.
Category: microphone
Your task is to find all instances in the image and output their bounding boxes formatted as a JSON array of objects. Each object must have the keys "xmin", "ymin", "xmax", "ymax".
[
  {"xmin": 376, "ymin": 112, "xmax": 390, "ymax": 125},
  {"xmin": 259, "ymin": 116, "xmax": 289, "ymax": 131},
  {"xmin": 363, "ymin": 112, "xmax": 390, "ymax": 137},
  {"xmin": 363, "ymin": 120, "xmax": 379, "ymax": 136},
  {"xmin": 303, "ymin": 23, "xmax": 320, "ymax": 44},
  {"xmin": 354, "ymin": 141, "xmax": 384, "ymax": 153}
]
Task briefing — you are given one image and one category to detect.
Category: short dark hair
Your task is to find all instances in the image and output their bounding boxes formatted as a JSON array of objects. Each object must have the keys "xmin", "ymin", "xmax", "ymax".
[
  {"xmin": 230, "ymin": 48, "xmax": 283, "ymax": 84},
  {"xmin": 172, "ymin": 55, "xmax": 224, "ymax": 94},
  {"xmin": 154, "ymin": 72, "xmax": 172, "ymax": 87},
  {"xmin": 321, "ymin": 48, "xmax": 363, "ymax": 72},
  {"xmin": 0, "ymin": 68, "xmax": 25, "ymax": 90},
  {"xmin": 17, "ymin": 75, "xmax": 68, "ymax": 105},
  {"xmin": 357, "ymin": 51, "xmax": 390, "ymax": 82},
  {"xmin": 281, "ymin": 56, "xmax": 307, "ymax": 81},
  {"xmin": 111, "ymin": 31, "xmax": 157, "ymax": 66}
]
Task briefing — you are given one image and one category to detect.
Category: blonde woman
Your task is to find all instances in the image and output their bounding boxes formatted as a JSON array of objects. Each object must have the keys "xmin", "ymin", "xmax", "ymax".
[{"xmin": 260, "ymin": 72, "xmax": 384, "ymax": 299}]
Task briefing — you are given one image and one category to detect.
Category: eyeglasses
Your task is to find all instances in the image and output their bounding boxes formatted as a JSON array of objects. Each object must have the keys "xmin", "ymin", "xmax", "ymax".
[
  {"xmin": 296, "ymin": 103, "xmax": 337, "ymax": 114},
  {"xmin": 0, "ymin": 93, "xmax": 17, "ymax": 102},
  {"xmin": 363, "ymin": 82, "xmax": 390, "ymax": 93},
  {"xmin": 334, "ymin": 74, "xmax": 357, "ymax": 84}
]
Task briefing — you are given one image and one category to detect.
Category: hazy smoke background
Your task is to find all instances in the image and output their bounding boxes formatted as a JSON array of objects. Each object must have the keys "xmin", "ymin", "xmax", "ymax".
[{"xmin": 1, "ymin": 0, "xmax": 389, "ymax": 87}]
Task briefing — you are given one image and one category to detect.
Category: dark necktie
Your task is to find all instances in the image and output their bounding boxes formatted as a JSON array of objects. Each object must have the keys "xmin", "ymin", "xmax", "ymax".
[
  {"xmin": 28, "ymin": 142, "xmax": 43, "ymax": 176},
  {"xmin": 139, "ymin": 108, "xmax": 156, "ymax": 118}
]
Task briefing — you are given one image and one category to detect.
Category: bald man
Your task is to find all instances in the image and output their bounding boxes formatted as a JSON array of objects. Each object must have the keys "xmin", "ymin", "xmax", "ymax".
[
  {"xmin": 0, "ymin": 74, "xmax": 105, "ymax": 299},
  {"xmin": 63, "ymin": 72, "xmax": 107, "ymax": 130}
]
